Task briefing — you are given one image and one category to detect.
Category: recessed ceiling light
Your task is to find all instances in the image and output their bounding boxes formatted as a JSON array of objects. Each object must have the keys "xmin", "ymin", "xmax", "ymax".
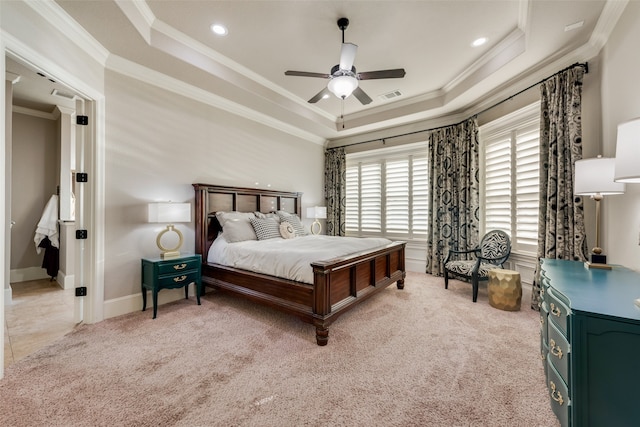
[
  {"xmin": 322, "ymin": 94, "xmax": 330, "ymax": 99},
  {"xmin": 471, "ymin": 37, "xmax": 487, "ymax": 47},
  {"xmin": 211, "ymin": 23, "xmax": 228, "ymax": 36}
]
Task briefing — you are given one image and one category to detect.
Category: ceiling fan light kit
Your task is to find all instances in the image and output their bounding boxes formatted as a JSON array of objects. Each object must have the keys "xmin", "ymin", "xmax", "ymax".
[
  {"xmin": 284, "ymin": 17, "xmax": 406, "ymax": 105},
  {"xmin": 328, "ymin": 74, "xmax": 358, "ymax": 99}
]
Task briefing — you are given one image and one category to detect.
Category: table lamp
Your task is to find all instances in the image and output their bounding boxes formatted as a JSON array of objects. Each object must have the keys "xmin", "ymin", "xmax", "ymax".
[
  {"xmin": 574, "ymin": 156, "xmax": 625, "ymax": 269},
  {"xmin": 307, "ymin": 206, "xmax": 327, "ymax": 235},
  {"xmin": 614, "ymin": 118, "xmax": 640, "ymax": 183},
  {"xmin": 148, "ymin": 202, "xmax": 191, "ymax": 259}
]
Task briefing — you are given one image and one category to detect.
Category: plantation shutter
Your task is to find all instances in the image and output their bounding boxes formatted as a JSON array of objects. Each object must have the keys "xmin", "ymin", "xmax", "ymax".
[
  {"xmin": 484, "ymin": 133, "xmax": 512, "ymax": 233},
  {"xmin": 514, "ymin": 123, "xmax": 540, "ymax": 252},
  {"xmin": 344, "ymin": 142, "xmax": 428, "ymax": 239}
]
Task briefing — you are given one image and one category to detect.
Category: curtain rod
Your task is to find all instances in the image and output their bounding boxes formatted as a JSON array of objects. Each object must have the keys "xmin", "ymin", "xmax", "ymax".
[{"xmin": 332, "ymin": 62, "xmax": 588, "ymax": 150}]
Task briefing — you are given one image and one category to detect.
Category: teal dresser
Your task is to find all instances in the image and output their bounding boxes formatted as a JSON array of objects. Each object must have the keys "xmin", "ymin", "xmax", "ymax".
[{"xmin": 539, "ymin": 258, "xmax": 640, "ymax": 426}]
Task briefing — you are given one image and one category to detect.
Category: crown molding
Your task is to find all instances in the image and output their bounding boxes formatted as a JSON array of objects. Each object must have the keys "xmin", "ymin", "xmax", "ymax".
[
  {"xmin": 24, "ymin": 0, "xmax": 109, "ymax": 66},
  {"xmin": 106, "ymin": 55, "xmax": 326, "ymax": 145},
  {"xmin": 12, "ymin": 105, "xmax": 57, "ymax": 120},
  {"xmin": 115, "ymin": 1, "xmax": 334, "ymax": 123}
]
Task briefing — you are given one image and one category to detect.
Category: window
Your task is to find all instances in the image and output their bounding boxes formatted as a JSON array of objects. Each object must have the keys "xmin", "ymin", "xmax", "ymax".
[
  {"xmin": 480, "ymin": 103, "xmax": 540, "ymax": 254},
  {"xmin": 346, "ymin": 142, "xmax": 428, "ymax": 240}
]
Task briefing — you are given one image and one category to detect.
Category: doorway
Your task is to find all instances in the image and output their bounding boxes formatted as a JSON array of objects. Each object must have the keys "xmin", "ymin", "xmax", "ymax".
[{"xmin": 2, "ymin": 49, "xmax": 105, "ymax": 378}]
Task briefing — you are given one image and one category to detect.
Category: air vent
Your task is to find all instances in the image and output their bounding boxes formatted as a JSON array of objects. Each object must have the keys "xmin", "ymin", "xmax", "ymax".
[
  {"xmin": 51, "ymin": 89, "xmax": 77, "ymax": 101},
  {"xmin": 379, "ymin": 90, "xmax": 403, "ymax": 101}
]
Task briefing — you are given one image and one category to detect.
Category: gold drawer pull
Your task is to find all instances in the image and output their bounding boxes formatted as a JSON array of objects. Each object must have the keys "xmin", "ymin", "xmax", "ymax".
[
  {"xmin": 550, "ymin": 303, "xmax": 562, "ymax": 317},
  {"xmin": 173, "ymin": 263, "xmax": 187, "ymax": 270},
  {"xmin": 541, "ymin": 287, "xmax": 545, "ymax": 297},
  {"xmin": 549, "ymin": 339, "xmax": 563, "ymax": 359},
  {"xmin": 550, "ymin": 381, "xmax": 564, "ymax": 406},
  {"xmin": 173, "ymin": 275, "xmax": 187, "ymax": 283},
  {"xmin": 540, "ymin": 315, "xmax": 544, "ymax": 325}
]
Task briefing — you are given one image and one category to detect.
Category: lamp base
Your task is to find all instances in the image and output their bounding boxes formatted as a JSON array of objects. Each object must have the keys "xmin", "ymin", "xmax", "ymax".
[
  {"xmin": 161, "ymin": 251, "xmax": 181, "ymax": 260},
  {"xmin": 591, "ymin": 253, "xmax": 607, "ymax": 264},
  {"xmin": 310, "ymin": 220, "xmax": 322, "ymax": 235},
  {"xmin": 584, "ymin": 261, "xmax": 612, "ymax": 270}
]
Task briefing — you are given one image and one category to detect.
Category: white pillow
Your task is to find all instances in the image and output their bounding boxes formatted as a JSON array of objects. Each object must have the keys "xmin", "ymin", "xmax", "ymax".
[
  {"xmin": 222, "ymin": 219, "xmax": 257, "ymax": 243},
  {"xmin": 215, "ymin": 211, "xmax": 256, "ymax": 227}
]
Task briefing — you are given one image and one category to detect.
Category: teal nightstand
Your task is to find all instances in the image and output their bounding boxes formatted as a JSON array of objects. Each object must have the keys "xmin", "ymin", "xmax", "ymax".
[{"xmin": 141, "ymin": 254, "xmax": 202, "ymax": 318}]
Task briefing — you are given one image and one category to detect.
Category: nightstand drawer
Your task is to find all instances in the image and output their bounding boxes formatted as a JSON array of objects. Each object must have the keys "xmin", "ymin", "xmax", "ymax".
[
  {"xmin": 157, "ymin": 270, "xmax": 199, "ymax": 289},
  {"xmin": 157, "ymin": 258, "xmax": 200, "ymax": 275}
]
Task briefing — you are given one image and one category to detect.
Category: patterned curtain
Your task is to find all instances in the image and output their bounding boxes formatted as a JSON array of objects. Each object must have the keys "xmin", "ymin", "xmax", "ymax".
[
  {"xmin": 426, "ymin": 117, "xmax": 481, "ymax": 276},
  {"xmin": 530, "ymin": 65, "xmax": 588, "ymax": 310},
  {"xmin": 324, "ymin": 147, "xmax": 346, "ymax": 236}
]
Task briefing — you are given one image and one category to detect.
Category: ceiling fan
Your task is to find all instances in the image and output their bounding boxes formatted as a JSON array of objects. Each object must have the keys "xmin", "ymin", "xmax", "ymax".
[{"xmin": 284, "ymin": 17, "xmax": 406, "ymax": 105}]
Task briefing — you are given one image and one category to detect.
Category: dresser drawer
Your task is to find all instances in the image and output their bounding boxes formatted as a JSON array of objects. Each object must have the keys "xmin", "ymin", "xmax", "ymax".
[
  {"xmin": 540, "ymin": 333, "xmax": 548, "ymax": 377},
  {"xmin": 548, "ymin": 320, "xmax": 570, "ymax": 383},
  {"xmin": 157, "ymin": 270, "xmax": 199, "ymax": 289},
  {"xmin": 540, "ymin": 302, "xmax": 549, "ymax": 345},
  {"xmin": 547, "ymin": 360, "xmax": 570, "ymax": 427},
  {"xmin": 547, "ymin": 289, "xmax": 570, "ymax": 336},
  {"xmin": 157, "ymin": 257, "xmax": 200, "ymax": 275}
]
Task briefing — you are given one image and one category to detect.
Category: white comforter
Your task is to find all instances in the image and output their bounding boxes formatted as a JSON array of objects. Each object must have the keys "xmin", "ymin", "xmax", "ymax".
[{"xmin": 208, "ymin": 235, "xmax": 393, "ymax": 284}]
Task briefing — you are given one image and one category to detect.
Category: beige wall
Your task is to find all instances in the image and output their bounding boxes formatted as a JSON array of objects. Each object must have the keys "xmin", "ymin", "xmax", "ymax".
[
  {"xmin": 10, "ymin": 112, "xmax": 57, "ymax": 270},
  {"xmin": 103, "ymin": 71, "xmax": 325, "ymax": 301},
  {"xmin": 601, "ymin": 0, "xmax": 640, "ymax": 269}
]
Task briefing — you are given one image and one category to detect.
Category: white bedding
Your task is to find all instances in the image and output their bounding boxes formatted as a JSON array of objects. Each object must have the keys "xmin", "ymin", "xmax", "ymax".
[{"xmin": 208, "ymin": 235, "xmax": 393, "ymax": 284}]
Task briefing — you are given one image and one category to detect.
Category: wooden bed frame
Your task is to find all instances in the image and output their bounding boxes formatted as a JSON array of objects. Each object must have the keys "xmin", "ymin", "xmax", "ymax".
[{"xmin": 193, "ymin": 183, "xmax": 406, "ymax": 345}]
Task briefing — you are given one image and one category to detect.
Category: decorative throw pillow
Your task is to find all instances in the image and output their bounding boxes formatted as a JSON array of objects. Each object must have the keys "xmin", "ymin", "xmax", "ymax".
[
  {"xmin": 222, "ymin": 219, "xmax": 257, "ymax": 243},
  {"xmin": 279, "ymin": 222, "xmax": 296, "ymax": 239},
  {"xmin": 250, "ymin": 217, "xmax": 282, "ymax": 240},
  {"xmin": 276, "ymin": 211, "xmax": 307, "ymax": 236}
]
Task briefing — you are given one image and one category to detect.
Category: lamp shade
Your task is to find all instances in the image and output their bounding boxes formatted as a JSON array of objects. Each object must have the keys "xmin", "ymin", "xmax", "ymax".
[
  {"xmin": 574, "ymin": 157, "xmax": 625, "ymax": 195},
  {"xmin": 327, "ymin": 75, "xmax": 358, "ymax": 99},
  {"xmin": 307, "ymin": 206, "xmax": 327, "ymax": 219},
  {"xmin": 614, "ymin": 118, "xmax": 640, "ymax": 183},
  {"xmin": 148, "ymin": 202, "xmax": 191, "ymax": 223}
]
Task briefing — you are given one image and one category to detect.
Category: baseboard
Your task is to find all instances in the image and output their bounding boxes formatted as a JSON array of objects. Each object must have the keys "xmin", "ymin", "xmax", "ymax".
[
  {"xmin": 103, "ymin": 284, "xmax": 200, "ymax": 319},
  {"xmin": 4, "ymin": 287, "xmax": 12, "ymax": 306},
  {"xmin": 10, "ymin": 267, "xmax": 50, "ymax": 283},
  {"xmin": 56, "ymin": 271, "xmax": 75, "ymax": 290}
]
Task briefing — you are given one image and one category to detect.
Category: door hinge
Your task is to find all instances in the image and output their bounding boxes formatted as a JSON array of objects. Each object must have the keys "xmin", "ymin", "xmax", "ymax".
[
  {"xmin": 76, "ymin": 173, "xmax": 88, "ymax": 182},
  {"xmin": 76, "ymin": 229, "xmax": 88, "ymax": 239},
  {"xmin": 75, "ymin": 286, "xmax": 87, "ymax": 297},
  {"xmin": 76, "ymin": 115, "xmax": 89, "ymax": 125}
]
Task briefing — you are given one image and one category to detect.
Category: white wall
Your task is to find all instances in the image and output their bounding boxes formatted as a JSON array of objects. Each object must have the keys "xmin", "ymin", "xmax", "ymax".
[{"xmin": 601, "ymin": 1, "xmax": 640, "ymax": 269}]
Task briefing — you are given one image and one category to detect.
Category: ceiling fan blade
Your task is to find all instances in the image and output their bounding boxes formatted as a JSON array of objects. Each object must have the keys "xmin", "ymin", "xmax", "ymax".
[
  {"xmin": 358, "ymin": 69, "xmax": 406, "ymax": 80},
  {"xmin": 339, "ymin": 43, "xmax": 358, "ymax": 71},
  {"xmin": 308, "ymin": 87, "xmax": 331, "ymax": 103},
  {"xmin": 285, "ymin": 71, "xmax": 331, "ymax": 79},
  {"xmin": 352, "ymin": 87, "xmax": 373, "ymax": 105}
]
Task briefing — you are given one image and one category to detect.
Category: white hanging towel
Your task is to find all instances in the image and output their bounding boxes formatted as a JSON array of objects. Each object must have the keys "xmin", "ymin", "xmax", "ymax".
[{"xmin": 34, "ymin": 194, "xmax": 59, "ymax": 254}]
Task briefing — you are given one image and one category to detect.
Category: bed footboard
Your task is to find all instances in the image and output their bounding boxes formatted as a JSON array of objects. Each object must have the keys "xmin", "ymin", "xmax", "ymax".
[{"xmin": 310, "ymin": 241, "xmax": 406, "ymax": 345}]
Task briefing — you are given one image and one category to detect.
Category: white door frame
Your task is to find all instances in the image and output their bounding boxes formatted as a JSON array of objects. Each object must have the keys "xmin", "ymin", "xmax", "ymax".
[{"xmin": 1, "ymin": 41, "xmax": 105, "ymax": 379}]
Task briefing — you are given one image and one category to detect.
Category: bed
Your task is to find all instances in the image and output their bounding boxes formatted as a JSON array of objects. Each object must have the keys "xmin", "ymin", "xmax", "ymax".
[{"xmin": 193, "ymin": 183, "xmax": 406, "ymax": 345}]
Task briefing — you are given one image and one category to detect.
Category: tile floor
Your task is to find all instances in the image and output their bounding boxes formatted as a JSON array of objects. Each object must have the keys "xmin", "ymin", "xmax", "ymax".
[{"xmin": 4, "ymin": 279, "xmax": 77, "ymax": 368}]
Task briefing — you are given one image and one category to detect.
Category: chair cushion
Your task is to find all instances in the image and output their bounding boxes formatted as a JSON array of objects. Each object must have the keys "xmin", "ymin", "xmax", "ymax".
[
  {"xmin": 480, "ymin": 231, "xmax": 510, "ymax": 259},
  {"xmin": 445, "ymin": 260, "xmax": 499, "ymax": 277}
]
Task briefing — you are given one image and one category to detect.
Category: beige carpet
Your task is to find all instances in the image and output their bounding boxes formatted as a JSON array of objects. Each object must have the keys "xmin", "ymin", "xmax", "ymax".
[{"xmin": 0, "ymin": 272, "xmax": 558, "ymax": 427}]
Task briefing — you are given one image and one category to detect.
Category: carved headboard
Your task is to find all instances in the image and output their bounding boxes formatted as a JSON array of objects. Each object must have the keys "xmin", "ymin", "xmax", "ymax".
[{"xmin": 192, "ymin": 183, "xmax": 303, "ymax": 260}]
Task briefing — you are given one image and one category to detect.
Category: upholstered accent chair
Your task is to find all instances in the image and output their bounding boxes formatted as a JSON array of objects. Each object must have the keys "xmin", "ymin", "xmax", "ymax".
[{"xmin": 443, "ymin": 230, "xmax": 511, "ymax": 302}]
